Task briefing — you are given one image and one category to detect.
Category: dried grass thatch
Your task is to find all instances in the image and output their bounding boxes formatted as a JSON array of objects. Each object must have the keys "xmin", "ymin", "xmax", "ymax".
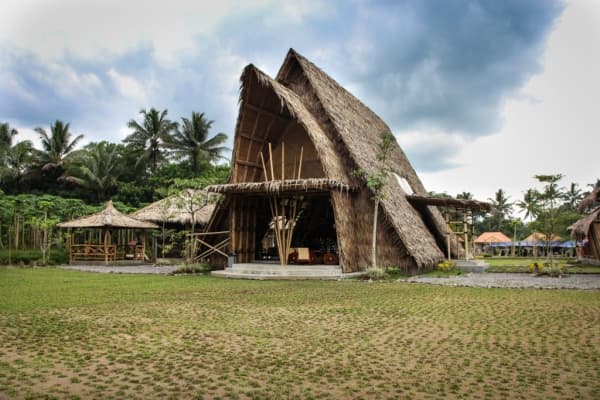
[
  {"xmin": 206, "ymin": 178, "xmax": 353, "ymax": 195},
  {"xmin": 578, "ymin": 187, "xmax": 600, "ymax": 213},
  {"xmin": 206, "ymin": 48, "xmax": 474, "ymax": 271},
  {"xmin": 58, "ymin": 200, "xmax": 158, "ymax": 229},
  {"xmin": 474, "ymin": 232, "xmax": 511, "ymax": 244},
  {"xmin": 130, "ymin": 190, "xmax": 216, "ymax": 226},
  {"xmin": 569, "ymin": 206, "xmax": 600, "ymax": 238},
  {"xmin": 524, "ymin": 232, "xmax": 562, "ymax": 242}
]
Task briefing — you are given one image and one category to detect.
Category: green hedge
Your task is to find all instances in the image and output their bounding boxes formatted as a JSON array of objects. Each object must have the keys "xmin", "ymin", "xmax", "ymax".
[{"xmin": 0, "ymin": 248, "xmax": 69, "ymax": 266}]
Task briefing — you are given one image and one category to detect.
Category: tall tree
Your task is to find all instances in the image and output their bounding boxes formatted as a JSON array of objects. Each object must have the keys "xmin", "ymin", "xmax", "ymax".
[
  {"xmin": 124, "ymin": 108, "xmax": 177, "ymax": 173},
  {"xmin": 531, "ymin": 174, "xmax": 564, "ymax": 267},
  {"xmin": 456, "ymin": 192, "xmax": 474, "ymax": 200},
  {"xmin": 353, "ymin": 131, "xmax": 395, "ymax": 269},
  {"xmin": 63, "ymin": 141, "xmax": 122, "ymax": 202},
  {"xmin": 169, "ymin": 112, "xmax": 228, "ymax": 174},
  {"xmin": 0, "ymin": 122, "xmax": 18, "ymax": 151},
  {"xmin": 488, "ymin": 188, "xmax": 513, "ymax": 230},
  {"xmin": 563, "ymin": 182, "xmax": 583, "ymax": 210},
  {"xmin": 34, "ymin": 120, "xmax": 84, "ymax": 172},
  {"xmin": 1, "ymin": 141, "xmax": 35, "ymax": 192},
  {"xmin": 516, "ymin": 188, "xmax": 540, "ymax": 222}
]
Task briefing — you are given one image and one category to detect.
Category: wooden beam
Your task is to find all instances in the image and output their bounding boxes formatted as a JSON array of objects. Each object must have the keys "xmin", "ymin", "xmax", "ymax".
[
  {"xmin": 239, "ymin": 133, "xmax": 267, "ymax": 143},
  {"xmin": 236, "ymin": 159, "xmax": 262, "ymax": 168},
  {"xmin": 245, "ymin": 102, "xmax": 289, "ymax": 121}
]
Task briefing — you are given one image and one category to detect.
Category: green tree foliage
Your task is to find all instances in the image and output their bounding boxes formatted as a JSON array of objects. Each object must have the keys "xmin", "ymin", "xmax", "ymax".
[
  {"xmin": 63, "ymin": 141, "xmax": 122, "ymax": 202},
  {"xmin": 516, "ymin": 188, "xmax": 540, "ymax": 222},
  {"xmin": 488, "ymin": 188, "xmax": 513, "ymax": 231},
  {"xmin": 124, "ymin": 108, "xmax": 177, "ymax": 173},
  {"xmin": 352, "ymin": 131, "xmax": 395, "ymax": 269},
  {"xmin": 170, "ymin": 112, "xmax": 229, "ymax": 174},
  {"xmin": 34, "ymin": 120, "xmax": 83, "ymax": 172}
]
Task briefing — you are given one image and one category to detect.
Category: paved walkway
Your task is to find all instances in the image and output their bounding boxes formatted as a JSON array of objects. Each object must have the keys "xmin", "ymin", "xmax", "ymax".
[
  {"xmin": 60, "ymin": 265, "xmax": 179, "ymax": 274},
  {"xmin": 402, "ymin": 273, "xmax": 600, "ymax": 290}
]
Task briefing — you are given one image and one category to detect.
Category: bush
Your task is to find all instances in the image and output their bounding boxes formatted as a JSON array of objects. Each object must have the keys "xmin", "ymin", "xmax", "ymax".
[
  {"xmin": 366, "ymin": 267, "xmax": 388, "ymax": 281},
  {"xmin": 170, "ymin": 263, "xmax": 211, "ymax": 275},
  {"xmin": 529, "ymin": 262, "xmax": 567, "ymax": 277},
  {"xmin": 436, "ymin": 260, "xmax": 455, "ymax": 272},
  {"xmin": 0, "ymin": 248, "xmax": 69, "ymax": 266}
]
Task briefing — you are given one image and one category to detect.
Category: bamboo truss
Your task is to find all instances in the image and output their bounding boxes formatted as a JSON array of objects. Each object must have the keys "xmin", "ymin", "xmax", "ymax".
[{"xmin": 259, "ymin": 141, "xmax": 304, "ymax": 265}]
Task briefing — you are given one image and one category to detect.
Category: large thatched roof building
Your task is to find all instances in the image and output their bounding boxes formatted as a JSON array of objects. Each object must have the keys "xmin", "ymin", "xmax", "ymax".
[
  {"xmin": 206, "ymin": 49, "xmax": 457, "ymax": 273},
  {"xmin": 130, "ymin": 190, "xmax": 216, "ymax": 226}
]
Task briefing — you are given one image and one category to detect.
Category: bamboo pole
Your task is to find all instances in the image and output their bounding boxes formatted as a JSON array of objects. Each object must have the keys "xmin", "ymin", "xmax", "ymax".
[
  {"xmin": 297, "ymin": 146, "xmax": 304, "ymax": 179},
  {"xmin": 281, "ymin": 141, "xmax": 285, "ymax": 180},
  {"xmin": 268, "ymin": 143, "xmax": 275, "ymax": 184}
]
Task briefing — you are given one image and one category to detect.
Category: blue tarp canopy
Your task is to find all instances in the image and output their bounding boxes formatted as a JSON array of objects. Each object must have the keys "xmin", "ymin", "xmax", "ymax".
[{"xmin": 488, "ymin": 240, "xmax": 587, "ymax": 248}]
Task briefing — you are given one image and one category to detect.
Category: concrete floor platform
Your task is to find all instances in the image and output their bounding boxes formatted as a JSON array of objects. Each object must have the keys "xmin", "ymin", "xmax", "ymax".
[{"xmin": 211, "ymin": 263, "xmax": 362, "ymax": 280}]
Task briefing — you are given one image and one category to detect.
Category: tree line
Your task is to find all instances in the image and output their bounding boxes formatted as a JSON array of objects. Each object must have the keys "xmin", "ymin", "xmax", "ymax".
[
  {"xmin": 433, "ymin": 176, "xmax": 600, "ymax": 241},
  {"xmin": 0, "ymin": 108, "xmax": 230, "ymax": 205},
  {"xmin": 0, "ymin": 109, "xmax": 230, "ymax": 258}
]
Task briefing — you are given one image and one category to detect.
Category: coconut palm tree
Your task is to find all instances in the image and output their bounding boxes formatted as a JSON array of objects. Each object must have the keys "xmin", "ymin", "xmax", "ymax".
[
  {"xmin": 516, "ymin": 189, "xmax": 540, "ymax": 222},
  {"xmin": 169, "ymin": 112, "xmax": 228, "ymax": 174},
  {"xmin": 563, "ymin": 182, "xmax": 583, "ymax": 210},
  {"xmin": 124, "ymin": 108, "xmax": 177, "ymax": 173},
  {"xmin": 0, "ymin": 122, "xmax": 18, "ymax": 149},
  {"xmin": 34, "ymin": 120, "xmax": 84, "ymax": 171},
  {"xmin": 456, "ymin": 192, "xmax": 474, "ymax": 200},
  {"xmin": 488, "ymin": 188, "xmax": 513, "ymax": 230},
  {"xmin": 63, "ymin": 141, "xmax": 121, "ymax": 202},
  {"xmin": 2, "ymin": 140, "xmax": 35, "ymax": 191}
]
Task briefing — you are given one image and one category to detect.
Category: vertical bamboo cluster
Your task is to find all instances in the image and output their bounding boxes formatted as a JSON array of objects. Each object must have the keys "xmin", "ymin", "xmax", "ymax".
[{"xmin": 259, "ymin": 142, "xmax": 303, "ymax": 265}]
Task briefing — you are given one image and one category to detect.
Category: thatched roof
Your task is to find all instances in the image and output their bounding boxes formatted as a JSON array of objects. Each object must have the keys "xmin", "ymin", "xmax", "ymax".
[
  {"xmin": 406, "ymin": 195, "xmax": 491, "ymax": 212},
  {"xmin": 210, "ymin": 48, "xmax": 473, "ymax": 270},
  {"xmin": 474, "ymin": 232, "xmax": 511, "ymax": 244},
  {"xmin": 206, "ymin": 178, "xmax": 353, "ymax": 195},
  {"xmin": 130, "ymin": 190, "xmax": 216, "ymax": 226},
  {"xmin": 569, "ymin": 206, "xmax": 600, "ymax": 238},
  {"xmin": 578, "ymin": 187, "xmax": 600, "ymax": 213},
  {"xmin": 275, "ymin": 49, "xmax": 448, "ymax": 267},
  {"xmin": 524, "ymin": 232, "xmax": 562, "ymax": 242},
  {"xmin": 58, "ymin": 200, "xmax": 158, "ymax": 229}
]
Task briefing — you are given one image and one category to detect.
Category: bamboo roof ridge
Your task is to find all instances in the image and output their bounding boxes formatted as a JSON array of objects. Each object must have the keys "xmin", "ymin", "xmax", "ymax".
[
  {"xmin": 57, "ymin": 200, "xmax": 158, "ymax": 229},
  {"xmin": 474, "ymin": 232, "xmax": 511, "ymax": 244},
  {"xmin": 130, "ymin": 190, "xmax": 216, "ymax": 225},
  {"xmin": 206, "ymin": 178, "xmax": 354, "ymax": 195}
]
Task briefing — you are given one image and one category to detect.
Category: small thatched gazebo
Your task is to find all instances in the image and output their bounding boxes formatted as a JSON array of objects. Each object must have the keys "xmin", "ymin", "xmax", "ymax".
[
  {"xmin": 58, "ymin": 200, "xmax": 158, "ymax": 263},
  {"xmin": 569, "ymin": 187, "xmax": 600, "ymax": 261},
  {"xmin": 130, "ymin": 190, "xmax": 216, "ymax": 227}
]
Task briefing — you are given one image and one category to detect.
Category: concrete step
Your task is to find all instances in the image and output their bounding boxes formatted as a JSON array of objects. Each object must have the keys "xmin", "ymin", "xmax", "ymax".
[{"xmin": 212, "ymin": 262, "xmax": 350, "ymax": 280}]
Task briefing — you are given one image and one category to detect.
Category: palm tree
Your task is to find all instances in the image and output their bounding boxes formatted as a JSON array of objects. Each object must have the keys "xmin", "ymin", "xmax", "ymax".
[
  {"xmin": 456, "ymin": 192, "xmax": 474, "ymax": 200},
  {"xmin": 2, "ymin": 140, "xmax": 35, "ymax": 191},
  {"xmin": 0, "ymin": 122, "xmax": 18, "ymax": 149},
  {"xmin": 34, "ymin": 120, "xmax": 84, "ymax": 171},
  {"xmin": 63, "ymin": 142, "xmax": 121, "ymax": 201},
  {"xmin": 488, "ymin": 188, "xmax": 513, "ymax": 230},
  {"xmin": 169, "ymin": 112, "xmax": 228, "ymax": 173},
  {"xmin": 563, "ymin": 182, "xmax": 583, "ymax": 210},
  {"xmin": 124, "ymin": 108, "xmax": 177, "ymax": 173},
  {"xmin": 516, "ymin": 189, "xmax": 540, "ymax": 222}
]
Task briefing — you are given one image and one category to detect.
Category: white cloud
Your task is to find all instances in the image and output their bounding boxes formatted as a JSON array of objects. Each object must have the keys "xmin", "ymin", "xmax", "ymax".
[
  {"xmin": 418, "ymin": 0, "xmax": 600, "ymax": 203},
  {"xmin": 107, "ymin": 68, "xmax": 148, "ymax": 103}
]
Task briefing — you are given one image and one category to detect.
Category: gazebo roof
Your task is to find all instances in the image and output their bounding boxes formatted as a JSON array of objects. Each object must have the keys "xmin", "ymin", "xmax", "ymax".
[
  {"xmin": 130, "ymin": 190, "xmax": 216, "ymax": 225},
  {"xmin": 57, "ymin": 200, "xmax": 158, "ymax": 229},
  {"xmin": 524, "ymin": 232, "xmax": 562, "ymax": 242},
  {"xmin": 474, "ymin": 231, "xmax": 511, "ymax": 244}
]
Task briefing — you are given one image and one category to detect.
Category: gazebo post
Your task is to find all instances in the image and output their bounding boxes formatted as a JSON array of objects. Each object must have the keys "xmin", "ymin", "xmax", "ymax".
[
  {"xmin": 140, "ymin": 231, "xmax": 146, "ymax": 262},
  {"xmin": 103, "ymin": 228, "xmax": 109, "ymax": 264}
]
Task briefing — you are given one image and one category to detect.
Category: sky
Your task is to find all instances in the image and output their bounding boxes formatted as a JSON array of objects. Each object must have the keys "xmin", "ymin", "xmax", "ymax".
[{"xmin": 1, "ymin": 0, "xmax": 598, "ymax": 208}]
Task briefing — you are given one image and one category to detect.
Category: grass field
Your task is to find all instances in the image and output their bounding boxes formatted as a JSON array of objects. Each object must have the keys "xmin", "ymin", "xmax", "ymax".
[
  {"xmin": 0, "ymin": 268, "xmax": 599, "ymax": 399},
  {"xmin": 484, "ymin": 257, "xmax": 600, "ymax": 273}
]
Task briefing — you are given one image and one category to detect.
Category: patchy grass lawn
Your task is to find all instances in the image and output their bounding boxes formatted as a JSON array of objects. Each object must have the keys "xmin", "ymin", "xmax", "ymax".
[
  {"xmin": 0, "ymin": 267, "xmax": 599, "ymax": 399},
  {"xmin": 485, "ymin": 257, "xmax": 600, "ymax": 274}
]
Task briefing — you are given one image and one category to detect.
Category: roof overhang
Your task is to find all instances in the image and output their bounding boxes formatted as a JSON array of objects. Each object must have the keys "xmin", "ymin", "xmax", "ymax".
[
  {"xmin": 406, "ymin": 195, "xmax": 491, "ymax": 212},
  {"xmin": 206, "ymin": 178, "xmax": 355, "ymax": 195}
]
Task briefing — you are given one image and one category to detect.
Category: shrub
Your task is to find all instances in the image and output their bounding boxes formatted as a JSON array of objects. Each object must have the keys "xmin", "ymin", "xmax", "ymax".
[
  {"xmin": 436, "ymin": 260, "xmax": 455, "ymax": 272},
  {"xmin": 529, "ymin": 262, "xmax": 567, "ymax": 277},
  {"xmin": 0, "ymin": 248, "xmax": 69, "ymax": 266},
  {"xmin": 366, "ymin": 267, "xmax": 387, "ymax": 281},
  {"xmin": 170, "ymin": 263, "xmax": 211, "ymax": 275}
]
